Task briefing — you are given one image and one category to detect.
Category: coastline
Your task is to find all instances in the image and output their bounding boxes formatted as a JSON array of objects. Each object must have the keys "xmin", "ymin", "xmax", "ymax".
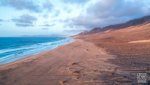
[
  {"xmin": 0, "ymin": 37, "xmax": 74, "ymax": 65},
  {"xmin": 0, "ymin": 39, "xmax": 116, "ymax": 85},
  {"xmin": 1, "ymin": 35, "xmax": 149, "ymax": 85},
  {"xmin": 0, "ymin": 38, "xmax": 74, "ymax": 67}
]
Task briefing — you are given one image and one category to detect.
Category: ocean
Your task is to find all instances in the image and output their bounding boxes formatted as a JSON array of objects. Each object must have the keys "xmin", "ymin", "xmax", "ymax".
[{"xmin": 0, "ymin": 37, "xmax": 73, "ymax": 64}]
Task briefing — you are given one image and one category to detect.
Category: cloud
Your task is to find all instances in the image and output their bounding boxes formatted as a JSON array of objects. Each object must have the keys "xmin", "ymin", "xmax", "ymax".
[
  {"xmin": 0, "ymin": 19, "xmax": 3, "ymax": 22},
  {"xmin": 40, "ymin": 24, "xmax": 55, "ymax": 27},
  {"xmin": 42, "ymin": 28, "xmax": 49, "ymax": 30},
  {"xmin": 88, "ymin": 0, "xmax": 145, "ymax": 18},
  {"xmin": 0, "ymin": 0, "xmax": 54, "ymax": 13},
  {"xmin": 0, "ymin": 0, "xmax": 150, "ymax": 36},
  {"xmin": 0, "ymin": 0, "xmax": 42, "ymax": 12},
  {"xmin": 69, "ymin": 0, "xmax": 150, "ymax": 29},
  {"xmin": 43, "ymin": 1, "xmax": 53, "ymax": 11},
  {"xmin": 12, "ymin": 14, "xmax": 37, "ymax": 27}
]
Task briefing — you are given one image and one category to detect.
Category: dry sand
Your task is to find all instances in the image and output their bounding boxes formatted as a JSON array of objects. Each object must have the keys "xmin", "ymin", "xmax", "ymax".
[
  {"xmin": 1, "ymin": 23, "xmax": 150, "ymax": 85},
  {"xmin": 77, "ymin": 23, "xmax": 150, "ymax": 85},
  {"xmin": 0, "ymin": 39, "xmax": 117, "ymax": 85},
  {"xmin": 128, "ymin": 39, "xmax": 150, "ymax": 43}
]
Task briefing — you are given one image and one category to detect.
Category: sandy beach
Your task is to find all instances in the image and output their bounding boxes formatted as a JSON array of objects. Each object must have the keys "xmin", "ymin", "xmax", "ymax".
[
  {"xmin": 1, "ymin": 0, "xmax": 150, "ymax": 84},
  {"xmin": 0, "ymin": 17, "xmax": 150, "ymax": 85},
  {"xmin": 0, "ymin": 39, "xmax": 118, "ymax": 85}
]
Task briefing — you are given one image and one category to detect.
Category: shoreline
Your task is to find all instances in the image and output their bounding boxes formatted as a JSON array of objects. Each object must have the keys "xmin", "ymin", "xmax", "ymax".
[
  {"xmin": 0, "ymin": 39, "xmax": 75, "ymax": 68},
  {"xmin": 0, "ymin": 37, "xmax": 74, "ymax": 65},
  {"xmin": 1, "ymin": 36, "xmax": 149, "ymax": 85},
  {"xmin": 0, "ymin": 39, "xmax": 116, "ymax": 85}
]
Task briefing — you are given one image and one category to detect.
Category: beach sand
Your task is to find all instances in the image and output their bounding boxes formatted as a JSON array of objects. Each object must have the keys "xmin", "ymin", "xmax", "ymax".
[
  {"xmin": 77, "ymin": 23, "xmax": 150, "ymax": 85},
  {"xmin": 0, "ymin": 23, "xmax": 150, "ymax": 85},
  {"xmin": 0, "ymin": 39, "xmax": 117, "ymax": 85}
]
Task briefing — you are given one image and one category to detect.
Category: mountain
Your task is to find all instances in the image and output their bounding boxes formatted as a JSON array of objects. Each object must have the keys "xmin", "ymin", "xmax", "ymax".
[
  {"xmin": 86, "ymin": 15, "xmax": 150, "ymax": 34},
  {"xmin": 77, "ymin": 15, "xmax": 150, "ymax": 85}
]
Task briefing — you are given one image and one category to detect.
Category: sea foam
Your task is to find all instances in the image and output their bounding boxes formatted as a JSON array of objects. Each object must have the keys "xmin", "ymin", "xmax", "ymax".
[{"xmin": 0, "ymin": 37, "xmax": 73, "ymax": 64}]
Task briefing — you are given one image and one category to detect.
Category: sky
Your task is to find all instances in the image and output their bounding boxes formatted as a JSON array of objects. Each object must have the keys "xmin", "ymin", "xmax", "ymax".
[{"xmin": 0, "ymin": 0, "xmax": 149, "ymax": 37}]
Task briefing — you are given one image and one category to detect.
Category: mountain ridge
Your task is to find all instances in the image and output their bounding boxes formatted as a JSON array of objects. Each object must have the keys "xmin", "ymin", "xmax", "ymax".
[{"xmin": 81, "ymin": 15, "xmax": 150, "ymax": 35}]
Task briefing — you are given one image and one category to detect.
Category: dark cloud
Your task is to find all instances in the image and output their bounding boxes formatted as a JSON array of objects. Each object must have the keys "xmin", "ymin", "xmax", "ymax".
[
  {"xmin": 0, "ymin": 0, "xmax": 42, "ymax": 12},
  {"xmin": 15, "ymin": 23, "xmax": 33, "ymax": 27},
  {"xmin": 12, "ymin": 14, "xmax": 37, "ymax": 27},
  {"xmin": 41, "ymin": 24, "xmax": 54, "ymax": 27},
  {"xmin": 0, "ymin": 0, "xmax": 54, "ymax": 13}
]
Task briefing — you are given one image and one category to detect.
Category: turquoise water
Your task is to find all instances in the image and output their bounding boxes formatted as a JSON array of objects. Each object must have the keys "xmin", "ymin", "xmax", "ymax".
[{"xmin": 0, "ymin": 37, "xmax": 73, "ymax": 64}]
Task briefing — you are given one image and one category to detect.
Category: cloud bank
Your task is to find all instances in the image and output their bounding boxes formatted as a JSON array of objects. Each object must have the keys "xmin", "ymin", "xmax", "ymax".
[
  {"xmin": 12, "ymin": 14, "xmax": 37, "ymax": 27},
  {"xmin": 0, "ymin": 0, "xmax": 150, "ymax": 36},
  {"xmin": 69, "ymin": 0, "xmax": 150, "ymax": 29},
  {"xmin": 0, "ymin": 0, "xmax": 42, "ymax": 12}
]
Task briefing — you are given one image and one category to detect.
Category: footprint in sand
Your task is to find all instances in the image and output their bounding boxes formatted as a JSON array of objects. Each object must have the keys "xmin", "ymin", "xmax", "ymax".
[
  {"xmin": 67, "ymin": 62, "xmax": 82, "ymax": 80},
  {"xmin": 69, "ymin": 62, "xmax": 79, "ymax": 66},
  {"xmin": 68, "ymin": 67, "xmax": 81, "ymax": 79},
  {"xmin": 86, "ymin": 49, "xmax": 89, "ymax": 51},
  {"xmin": 71, "ymin": 71, "xmax": 80, "ymax": 79},
  {"xmin": 59, "ymin": 80, "xmax": 68, "ymax": 85}
]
